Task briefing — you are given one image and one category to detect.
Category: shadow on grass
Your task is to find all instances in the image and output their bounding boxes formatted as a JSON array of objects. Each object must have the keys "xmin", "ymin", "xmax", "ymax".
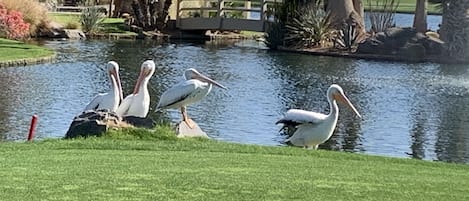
[{"xmin": 100, "ymin": 22, "xmax": 129, "ymax": 34}]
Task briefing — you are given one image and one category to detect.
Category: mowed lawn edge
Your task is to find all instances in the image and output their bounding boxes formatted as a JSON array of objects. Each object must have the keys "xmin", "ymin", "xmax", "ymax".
[
  {"xmin": 0, "ymin": 126, "xmax": 468, "ymax": 201},
  {"xmin": 0, "ymin": 38, "xmax": 55, "ymax": 66}
]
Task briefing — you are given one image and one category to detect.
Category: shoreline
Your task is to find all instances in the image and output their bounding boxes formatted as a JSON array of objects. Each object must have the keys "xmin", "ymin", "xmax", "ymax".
[
  {"xmin": 277, "ymin": 47, "xmax": 451, "ymax": 64},
  {"xmin": 0, "ymin": 53, "xmax": 56, "ymax": 67}
]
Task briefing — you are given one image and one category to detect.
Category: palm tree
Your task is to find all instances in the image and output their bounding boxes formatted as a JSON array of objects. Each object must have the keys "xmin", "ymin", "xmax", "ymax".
[
  {"xmin": 430, "ymin": 0, "xmax": 469, "ymax": 62},
  {"xmin": 413, "ymin": 0, "xmax": 427, "ymax": 33}
]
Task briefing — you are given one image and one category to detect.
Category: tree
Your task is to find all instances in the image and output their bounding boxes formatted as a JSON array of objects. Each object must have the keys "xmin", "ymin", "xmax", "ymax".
[
  {"xmin": 430, "ymin": 0, "xmax": 469, "ymax": 62},
  {"xmin": 114, "ymin": 0, "xmax": 172, "ymax": 31},
  {"xmin": 326, "ymin": 0, "xmax": 366, "ymax": 38},
  {"xmin": 413, "ymin": 0, "xmax": 427, "ymax": 33}
]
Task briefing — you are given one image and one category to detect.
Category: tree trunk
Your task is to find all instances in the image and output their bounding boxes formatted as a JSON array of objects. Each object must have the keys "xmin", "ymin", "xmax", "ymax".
[
  {"xmin": 413, "ymin": 0, "xmax": 427, "ymax": 33},
  {"xmin": 440, "ymin": 0, "xmax": 469, "ymax": 62},
  {"xmin": 353, "ymin": 0, "xmax": 364, "ymax": 19},
  {"xmin": 113, "ymin": 0, "xmax": 133, "ymax": 17},
  {"xmin": 108, "ymin": 0, "xmax": 114, "ymax": 17},
  {"xmin": 124, "ymin": 0, "xmax": 172, "ymax": 31},
  {"xmin": 327, "ymin": 0, "xmax": 366, "ymax": 38}
]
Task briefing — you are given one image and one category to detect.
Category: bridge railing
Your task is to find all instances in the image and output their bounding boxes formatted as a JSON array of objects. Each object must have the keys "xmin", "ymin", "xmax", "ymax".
[{"xmin": 176, "ymin": 0, "xmax": 279, "ymax": 32}]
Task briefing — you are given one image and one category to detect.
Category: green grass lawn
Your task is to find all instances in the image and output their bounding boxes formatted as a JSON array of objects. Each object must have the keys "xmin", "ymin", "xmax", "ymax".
[
  {"xmin": 0, "ymin": 38, "xmax": 54, "ymax": 62},
  {"xmin": 48, "ymin": 12, "xmax": 135, "ymax": 35},
  {"xmin": 366, "ymin": 0, "xmax": 441, "ymax": 14},
  {"xmin": 0, "ymin": 126, "xmax": 468, "ymax": 201}
]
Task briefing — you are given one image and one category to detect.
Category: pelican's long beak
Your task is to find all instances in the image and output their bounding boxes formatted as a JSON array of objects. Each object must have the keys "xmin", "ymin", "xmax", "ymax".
[
  {"xmin": 335, "ymin": 93, "xmax": 362, "ymax": 118},
  {"xmin": 194, "ymin": 72, "xmax": 227, "ymax": 90},
  {"xmin": 111, "ymin": 69, "xmax": 123, "ymax": 102},
  {"xmin": 133, "ymin": 70, "xmax": 145, "ymax": 95}
]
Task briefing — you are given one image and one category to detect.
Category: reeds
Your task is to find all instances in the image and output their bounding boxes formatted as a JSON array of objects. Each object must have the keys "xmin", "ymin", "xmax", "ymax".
[{"xmin": 367, "ymin": 0, "xmax": 399, "ymax": 33}]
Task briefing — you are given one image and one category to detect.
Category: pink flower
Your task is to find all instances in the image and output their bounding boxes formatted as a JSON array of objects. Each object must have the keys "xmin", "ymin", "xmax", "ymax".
[{"xmin": 0, "ymin": 4, "xmax": 30, "ymax": 39}]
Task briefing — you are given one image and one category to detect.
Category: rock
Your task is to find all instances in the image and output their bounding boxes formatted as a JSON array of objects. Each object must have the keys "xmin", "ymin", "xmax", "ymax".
[
  {"xmin": 356, "ymin": 38, "xmax": 386, "ymax": 54},
  {"xmin": 176, "ymin": 121, "xmax": 209, "ymax": 138},
  {"xmin": 398, "ymin": 43, "xmax": 426, "ymax": 61},
  {"xmin": 41, "ymin": 28, "xmax": 86, "ymax": 39},
  {"xmin": 385, "ymin": 27, "xmax": 417, "ymax": 39},
  {"xmin": 357, "ymin": 27, "xmax": 443, "ymax": 57},
  {"xmin": 62, "ymin": 29, "xmax": 86, "ymax": 40},
  {"xmin": 65, "ymin": 109, "xmax": 131, "ymax": 139},
  {"xmin": 419, "ymin": 33, "xmax": 444, "ymax": 55},
  {"xmin": 123, "ymin": 116, "xmax": 156, "ymax": 128}
]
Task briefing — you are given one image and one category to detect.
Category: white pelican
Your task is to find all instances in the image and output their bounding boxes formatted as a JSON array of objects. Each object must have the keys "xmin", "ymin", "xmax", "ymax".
[
  {"xmin": 83, "ymin": 61, "xmax": 123, "ymax": 112},
  {"xmin": 116, "ymin": 60, "xmax": 155, "ymax": 118},
  {"xmin": 276, "ymin": 84, "xmax": 361, "ymax": 149},
  {"xmin": 156, "ymin": 68, "xmax": 227, "ymax": 128}
]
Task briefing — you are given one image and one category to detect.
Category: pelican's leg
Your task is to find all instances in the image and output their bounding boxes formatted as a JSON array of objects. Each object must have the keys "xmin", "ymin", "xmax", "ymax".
[
  {"xmin": 180, "ymin": 106, "xmax": 196, "ymax": 129},
  {"xmin": 313, "ymin": 145, "xmax": 319, "ymax": 150}
]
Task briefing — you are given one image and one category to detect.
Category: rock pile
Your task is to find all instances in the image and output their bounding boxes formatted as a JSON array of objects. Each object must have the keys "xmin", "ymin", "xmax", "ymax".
[
  {"xmin": 357, "ymin": 27, "xmax": 444, "ymax": 61},
  {"xmin": 65, "ymin": 109, "xmax": 156, "ymax": 139}
]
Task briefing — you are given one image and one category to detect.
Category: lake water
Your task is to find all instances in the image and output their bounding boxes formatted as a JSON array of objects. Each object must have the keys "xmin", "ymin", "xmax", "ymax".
[{"xmin": 2, "ymin": 14, "xmax": 468, "ymax": 163}]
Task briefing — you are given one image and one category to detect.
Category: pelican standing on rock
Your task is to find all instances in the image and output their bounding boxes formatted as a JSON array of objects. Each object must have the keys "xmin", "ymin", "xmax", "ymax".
[
  {"xmin": 156, "ymin": 68, "xmax": 227, "ymax": 128},
  {"xmin": 276, "ymin": 84, "xmax": 361, "ymax": 149},
  {"xmin": 83, "ymin": 61, "xmax": 123, "ymax": 112},
  {"xmin": 116, "ymin": 60, "xmax": 155, "ymax": 118}
]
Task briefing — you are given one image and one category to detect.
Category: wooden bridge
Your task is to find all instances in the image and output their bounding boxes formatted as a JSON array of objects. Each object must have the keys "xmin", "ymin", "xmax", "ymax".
[{"xmin": 175, "ymin": 0, "xmax": 276, "ymax": 32}]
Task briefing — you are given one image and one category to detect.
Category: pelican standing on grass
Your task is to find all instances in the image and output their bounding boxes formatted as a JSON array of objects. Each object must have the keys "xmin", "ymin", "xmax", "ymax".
[
  {"xmin": 155, "ymin": 68, "xmax": 227, "ymax": 128},
  {"xmin": 276, "ymin": 84, "xmax": 361, "ymax": 149},
  {"xmin": 83, "ymin": 61, "xmax": 123, "ymax": 112},
  {"xmin": 116, "ymin": 60, "xmax": 155, "ymax": 118}
]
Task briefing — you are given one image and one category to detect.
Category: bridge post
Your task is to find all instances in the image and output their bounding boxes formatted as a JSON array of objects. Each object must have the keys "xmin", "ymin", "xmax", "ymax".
[
  {"xmin": 260, "ymin": 0, "xmax": 267, "ymax": 31},
  {"xmin": 176, "ymin": 0, "xmax": 181, "ymax": 28},
  {"xmin": 218, "ymin": 0, "xmax": 224, "ymax": 17}
]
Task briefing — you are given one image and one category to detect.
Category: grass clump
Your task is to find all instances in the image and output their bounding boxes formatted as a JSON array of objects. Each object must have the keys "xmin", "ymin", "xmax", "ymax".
[
  {"xmin": 0, "ymin": 125, "xmax": 469, "ymax": 201},
  {"xmin": 80, "ymin": 6, "xmax": 105, "ymax": 33},
  {"xmin": 104, "ymin": 124, "xmax": 179, "ymax": 141},
  {"xmin": 48, "ymin": 13, "xmax": 134, "ymax": 35}
]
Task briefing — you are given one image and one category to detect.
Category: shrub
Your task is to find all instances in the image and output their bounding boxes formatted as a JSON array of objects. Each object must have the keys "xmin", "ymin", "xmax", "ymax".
[
  {"xmin": 284, "ymin": 5, "xmax": 334, "ymax": 48},
  {"xmin": 80, "ymin": 6, "xmax": 104, "ymax": 33},
  {"xmin": 335, "ymin": 23, "xmax": 360, "ymax": 51},
  {"xmin": 0, "ymin": 3, "xmax": 30, "ymax": 39},
  {"xmin": 64, "ymin": 21, "xmax": 80, "ymax": 29},
  {"xmin": 367, "ymin": 0, "xmax": 398, "ymax": 33},
  {"xmin": 265, "ymin": 22, "xmax": 285, "ymax": 50},
  {"xmin": 2, "ymin": 0, "xmax": 50, "ymax": 36}
]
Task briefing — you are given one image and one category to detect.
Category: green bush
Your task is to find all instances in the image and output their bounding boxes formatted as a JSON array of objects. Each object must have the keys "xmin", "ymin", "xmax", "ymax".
[
  {"xmin": 284, "ymin": 5, "xmax": 334, "ymax": 48},
  {"xmin": 64, "ymin": 21, "xmax": 80, "ymax": 29},
  {"xmin": 264, "ymin": 22, "xmax": 285, "ymax": 50},
  {"xmin": 80, "ymin": 6, "xmax": 104, "ymax": 33},
  {"xmin": 335, "ymin": 23, "xmax": 360, "ymax": 51}
]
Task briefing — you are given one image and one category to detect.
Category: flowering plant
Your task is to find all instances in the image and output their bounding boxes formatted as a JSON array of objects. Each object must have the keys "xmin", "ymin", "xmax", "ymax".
[{"xmin": 0, "ymin": 3, "xmax": 30, "ymax": 39}]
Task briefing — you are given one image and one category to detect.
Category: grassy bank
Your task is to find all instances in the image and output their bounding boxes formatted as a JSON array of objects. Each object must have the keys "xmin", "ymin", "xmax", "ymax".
[
  {"xmin": 48, "ymin": 12, "xmax": 135, "ymax": 35},
  {"xmin": 0, "ymin": 126, "xmax": 468, "ymax": 201},
  {"xmin": 366, "ymin": 0, "xmax": 441, "ymax": 14},
  {"xmin": 0, "ymin": 38, "xmax": 54, "ymax": 63}
]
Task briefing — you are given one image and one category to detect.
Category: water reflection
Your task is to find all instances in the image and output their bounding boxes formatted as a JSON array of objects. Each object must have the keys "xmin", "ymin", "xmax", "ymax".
[{"xmin": 1, "ymin": 38, "xmax": 469, "ymax": 164}]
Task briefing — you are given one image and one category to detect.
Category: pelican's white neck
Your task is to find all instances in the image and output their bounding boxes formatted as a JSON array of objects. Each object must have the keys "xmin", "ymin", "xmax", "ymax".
[
  {"xmin": 138, "ymin": 77, "xmax": 150, "ymax": 94},
  {"xmin": 327, "ymin": 95, "xmax": 339, "ymax": 118}
]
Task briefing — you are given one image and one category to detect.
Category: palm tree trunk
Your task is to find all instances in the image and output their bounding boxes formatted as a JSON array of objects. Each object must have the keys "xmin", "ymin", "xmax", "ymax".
[
  {"xmin": 440, "ymin": 0, "xmax": 469, "ymax": 62},
  {"xmin": 413, "ymin": 0, "xmax": 427, "ymax": 33},
  {"xmin": 327, "ymin": 0, "xmax": 366, "ymax": 36}
]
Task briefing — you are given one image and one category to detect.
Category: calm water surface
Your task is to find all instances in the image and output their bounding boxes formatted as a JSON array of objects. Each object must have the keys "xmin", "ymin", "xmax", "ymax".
[{"xmin": 1, "ymin": 15, "xmax": 468, "ymax": 163}]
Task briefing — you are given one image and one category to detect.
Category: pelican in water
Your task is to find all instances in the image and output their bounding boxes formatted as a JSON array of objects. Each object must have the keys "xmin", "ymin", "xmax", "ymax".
[
  {"xmin": 276, "ymin": 84, "xmax": 361, "ymax": 149},
  {"xmin": 116, "ymin": 60, "xmax": 155, "ymax": 118},
  {"xmin": 83, "ymin": 61, "xmax": 123, "ymax": 112},
  {"xmin": 156, "ymin": 68, "xmax": 227, "ymax": 128}
]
